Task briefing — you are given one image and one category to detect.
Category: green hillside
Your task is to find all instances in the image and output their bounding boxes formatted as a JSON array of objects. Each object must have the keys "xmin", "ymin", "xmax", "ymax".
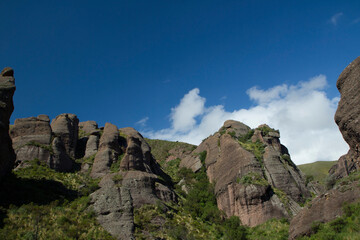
[{"xmin": 298, "ymin": 161, "xmax": 337, "ymax": 184}]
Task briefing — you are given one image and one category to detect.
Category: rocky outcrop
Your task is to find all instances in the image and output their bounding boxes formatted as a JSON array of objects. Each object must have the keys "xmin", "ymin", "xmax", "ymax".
[
  {"xmin": 77, "ymin": 121, "xmax": 100, "ymax": 159},
  {"xmin": 289, "ymin": 180, "xmax": 360, "ymax": 239},
  {"xmin": 289, "ymin": 57, "xmax": 360, "ymax": 239},
  {"xmin": 181, "ymin": 120, "xmax": 310, "ymax": 226},
  {"xmin": 10, "ymin": 115, "xmax": 52, "ymax": 168},
  {"xmin": 90, "ymin": 125, "xmax": 175, "ymax": 239},
  {"xmin": 330, "ymin": 56, "xmax": 360, "ymax": 179},
  {"xmin": 51, "ymin": 113, "xmax": 79, "ymax": 159},
  {"xmin": 0, "ymin": 67, "xmax": 16, "ymax": 179},
  {"xmin": 90, "ymin": 123, "xmax": 122, "ymax": 178}
]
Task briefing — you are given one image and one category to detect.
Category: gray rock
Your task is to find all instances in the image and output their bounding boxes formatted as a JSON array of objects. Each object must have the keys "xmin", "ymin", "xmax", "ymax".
[
  {"xmin": 50, "ymin": 137, "xmax": 73, "ymax": 172},
  {"xmin": 90, "ymin": 123, "xmax": 122, "ymax": 178},
  {"xmin": 10, "ymin": 115, "xmax": 52, "ymax": 167},
  {"xmin": 51, "ymin": 113, "xmax": 79, "ymax": 158},
  {"xmin": 0, "ymin": 67, "xmax": 16, "ymax": 179},
  {"xmin": 84, "ymin": 134, "xmax": 99, "ymax": 158},
  {"xmin": 79, "ymin": 120, "xmax": 99, "ymax": 135}
]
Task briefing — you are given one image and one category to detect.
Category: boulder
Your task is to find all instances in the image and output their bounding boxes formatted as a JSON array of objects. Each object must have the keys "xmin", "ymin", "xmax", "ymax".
[
  {"xmin": 10, "ymin": 115, "xmax": 52, "ymax": 167},
  {"xmin": 0, "ymin": 67, "xmax": 16, "ymax": 179},
  {"xmin": 50, "ymin": 136, "xmax": 73, "ymax": 172},
  {"xmin": 51, "ymin": 113, "xmax": 79, "ymax": 158},
  {"xmin": 79, "ymin": 120, "xmax": 99, "ymax": 135},
  {"xmin": 84, "ymin": 134, "xmax": 99, "ymax": 158},
  {"xmin": 330, "ymin": 56, "xmax": 360, "ymax": 178}
]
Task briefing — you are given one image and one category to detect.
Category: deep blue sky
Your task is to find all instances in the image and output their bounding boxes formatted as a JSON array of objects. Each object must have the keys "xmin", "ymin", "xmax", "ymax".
[{"xmin": 1, "ymin": 0, "xmax": 359, "ymax": 131}]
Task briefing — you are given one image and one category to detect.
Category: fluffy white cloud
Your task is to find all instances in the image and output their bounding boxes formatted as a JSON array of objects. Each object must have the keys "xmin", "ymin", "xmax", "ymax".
[
  {"xmin": 145, "ymin": 75, "xmax": 349, "ymax": 165},
  {"xmin": 136, "ymin": 117, "xmax": 149, "ymax": 127}
]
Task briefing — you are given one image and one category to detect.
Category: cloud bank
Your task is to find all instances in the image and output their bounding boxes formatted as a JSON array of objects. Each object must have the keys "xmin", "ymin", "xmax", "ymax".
[{"xmin": 145, "ymin": 75, "xmax": 348, "ymax": 165}]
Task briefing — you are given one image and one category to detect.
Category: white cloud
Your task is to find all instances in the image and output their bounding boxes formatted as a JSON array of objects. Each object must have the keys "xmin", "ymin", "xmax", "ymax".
[
  {"xmin": 330, "ymin": 12, "xmax": 343, "ymax": 26},
  {"xmin": 144, "ymin": 75, "xmax": 349, "ymax": 165},
  {"xmin": 136, "ymin": 117, "xmax": 149, "ymax": 127}
]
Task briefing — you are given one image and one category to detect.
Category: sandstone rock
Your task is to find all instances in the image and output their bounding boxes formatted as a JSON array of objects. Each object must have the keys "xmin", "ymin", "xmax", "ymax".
[
  {"xmin": 331, "ymin": 56, "xmax": 360, "ymax": 178},
  {"xmin": 289, "ymin": 181, "xmax": 360, "ymax": 239},
  {"xmin": 90, "ymin": 126, "xmax": 176, "ymax": 239},
  {"xmin": 119, "ymin": 127, "xmax": 160, "ymax": 174},
  {"xmin": 181, "ymin": 120, "xmax": 310, "ymax": 226},
  {"xmin": 51, "ymin": 113, "xmax": 79, "ymax": 158},
  {"xmin": 79, "ymin": 120, "xmax": 99, "ymax": 135},
  {"xmin": 90, "ymin": 123, "xmax": 122, "ymax": 178},
  {"xmin": 50, "ymin": 136, "xmax": 73, "ymax": 171},
  {"xmin": 0, "ymin": 67, "xmax": 16, "ymax": 179},
  {"xmin": 10, "ymin": 115, "xmax": 52, "ymax": 167},
  {"xmin": 84, "ymin": 134, "xmax": 99, "ymax": 158}
]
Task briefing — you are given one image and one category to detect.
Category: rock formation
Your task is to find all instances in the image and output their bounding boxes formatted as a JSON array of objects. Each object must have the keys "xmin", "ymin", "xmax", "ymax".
[
  {"xmin": 90, "ymin": 125, "xmax": 176, "ymax": 239},
  {"xmin": 10, "ymin": 115, "xmax": 52, "ymax": 168},
  {"xmin": 330, "ymin": 56, "xmax": 360, "ymax": 179},
  {"xmin": 51, "ymin": 113, "xmax": 79, "ymax": 159},
  {"xmin": 0, "ymin": 67, "xmax": 16, "ymax": 179},
  {"xmin": 181, "ymin": 120, "xmax": 310, "ymax": 226},
  {"xmin": 289, "ymin": 56, "xmax": 360, "ymax": 239}
]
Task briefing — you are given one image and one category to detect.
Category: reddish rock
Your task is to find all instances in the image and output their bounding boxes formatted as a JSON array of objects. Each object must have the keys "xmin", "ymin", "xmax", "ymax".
[
  {"xmin": 181, "ymin": 120, "xmax": 310, "ymax": 226},
  {"xmin": 289, "ymin": 181, "xmax": 360, "ymax": 239}
]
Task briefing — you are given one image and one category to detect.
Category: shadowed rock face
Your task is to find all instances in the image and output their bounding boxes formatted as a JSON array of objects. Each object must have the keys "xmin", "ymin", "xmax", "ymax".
[
  {"xmin": 181, "ymin": 120, "xmax": 310, "ymax": 226},
  {"xmin": 0, "ymin": 67, "xmax": 16, "ymax": 179},
  {"xmin": 90, "ymin": 125, "xmax": 175, "ymax": 240},
  {"xmin": 10, "ymin": 115, "xmax": 52, "ymax": 168},
  {"xmin": 330, "ymin": 56, "xmax": 360, "ymax": 178}
]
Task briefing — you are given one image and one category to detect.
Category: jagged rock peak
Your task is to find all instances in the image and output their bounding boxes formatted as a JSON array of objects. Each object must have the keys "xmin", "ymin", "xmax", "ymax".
[
  {"xmin": 181, "ymin": 119, "xmax": 310, "ymax": 226},
  {"xmin": 0, "ymin": 67, "xmax": 16, "ymax": 179}
]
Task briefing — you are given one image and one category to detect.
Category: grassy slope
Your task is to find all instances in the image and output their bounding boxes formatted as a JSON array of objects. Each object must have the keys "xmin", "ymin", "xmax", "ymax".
[
  {"xmin": 145, "ymin": 138, "xmax": 196, "ymax": 162},
  {"xmin": 298, "ymin": 161, "xmax": 336, "ymax": 184}
]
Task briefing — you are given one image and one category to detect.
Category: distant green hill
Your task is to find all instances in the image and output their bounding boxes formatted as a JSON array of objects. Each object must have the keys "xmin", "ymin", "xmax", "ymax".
[{"xmin": 298, "ymin": 161, "xmax": 337, "ymax": 184}]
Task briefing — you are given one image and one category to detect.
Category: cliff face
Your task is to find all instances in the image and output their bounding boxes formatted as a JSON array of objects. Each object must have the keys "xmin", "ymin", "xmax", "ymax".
[
  {"xmin": 181, "ymin": 120, "xmax": 310, "ymax": 226},
  {"xmin": 330, "ymin": 56, "xmax": 360, "ymax": 178},
  {"xmin": 90, "ymin": 126, "xmax": 176, "ymax": 240},
  {"xmin": 289, "ymin": 56, "xmax": 360, "ymax": 239},
  {"xmin": 0, "ymin": 68, "xmax": 16, "ymax": 180}
]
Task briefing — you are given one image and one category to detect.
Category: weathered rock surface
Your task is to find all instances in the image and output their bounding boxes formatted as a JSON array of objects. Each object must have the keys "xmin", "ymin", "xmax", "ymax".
[
  {"xmin": 289, "ymin": 57, "xmax": 360, "ymax": 239},
  {"xmin": 0, "ymin": 67, "xmax": 16, "ymax": 179},
  {"xmin": 79, "ymin": 120, "xmax": 98, "ymax": 135},
  {"xmin": 90, "ymin": 125, "xmax": 176, "ymax": 239},
  {"xmin": 181, "ymin": 120, "xmax": 310, "ymax": 226},
  {"xmin": 10, "ymin": 115, "xmax": 52, "ymax": 167},
  {"xmin": 289, "ymin": 181, "xmax": 360, "ymax": 239},
  {"xmin": 330, "ymin": 56, "xmax": 360, "ymax": 178},
  {"xmin": 51, "ymin": 113, "xmax": 79, "ymax": 159},
  {"xmin": 50, "ymin": 136, "xmax": 73, "ymax": 171},
  {"xmin": 90, "ymin": 123, "xmax": 122, "ymax": 178}
]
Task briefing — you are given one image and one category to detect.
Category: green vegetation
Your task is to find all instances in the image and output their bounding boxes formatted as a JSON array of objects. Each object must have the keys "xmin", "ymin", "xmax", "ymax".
[
  {"xmin": 256, "ymin": 125, "xmax": 279, "ymax": 136},
  {"xmin": 78, "ymin": 128, "xmax": 90, "ymax": 138},
  {"xmin": 24, "ymin": 141, "xmax": 54, "ymax": 154},
  {"xmin": 238, "ymin": 140, "xmax": 266, "ymax": 164},
  {"xmin": 110, "ymin": 153, "xmax": 125, "ymax": 172},
  {"xmin": 146, "ymin": 138, "xmax": 196, "ymax": 163},
  {"xmin": 0, "ymin": 159, "xmax": 113, "ymax": 239},
  {"xmin": 161, "ymin": 158, "xmax": 182, "ymax": 183},
  {"xmin": 248, "ymin": 218, "xmax": 289, "ymax": 240},
  {"xmin": 237, "ymin": 172, "xmax": 269, "ymax": 186},
  {"xmin": 238, "ymin": 129, "xmax": 255, "ymax": 142},
  {"xmin": 299, "ymin": 202, "xmax": 360, "ymax": 240},
  {"xmin": 298, "ymin": 161, "xmax": 336, "ymax": 184}
]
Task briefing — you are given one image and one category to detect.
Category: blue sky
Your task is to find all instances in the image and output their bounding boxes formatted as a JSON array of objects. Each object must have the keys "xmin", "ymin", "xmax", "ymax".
[{"xmin": 1, "ymin": 0, "xmax": 359, "ymax": 164}]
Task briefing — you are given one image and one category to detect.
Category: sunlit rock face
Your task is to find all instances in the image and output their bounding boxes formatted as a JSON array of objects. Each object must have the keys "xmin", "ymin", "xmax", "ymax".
[{"xmin": 181, "ymin": 120, "xmax": 310, "ymax": 227}]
